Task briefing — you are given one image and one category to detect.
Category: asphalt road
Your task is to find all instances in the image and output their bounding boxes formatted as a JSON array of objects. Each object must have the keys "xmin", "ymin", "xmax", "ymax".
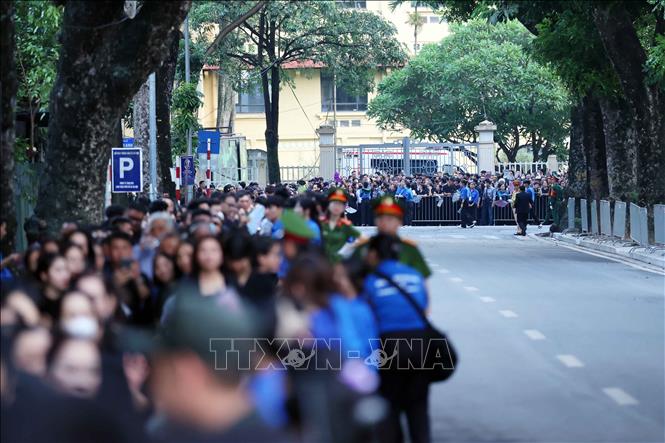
[{"xmin": 361, "ymin": 225, "xmax": 665, "ymax": 443}]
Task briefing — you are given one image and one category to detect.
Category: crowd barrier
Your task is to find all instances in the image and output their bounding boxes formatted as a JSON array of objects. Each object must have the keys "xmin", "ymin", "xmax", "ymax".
[
  {"xmin": 571, "ymin": 198, "xmax": 662, "ymax": 247},
  {"xmin": 346, "ymin": 195, "xmax": 551, "ymax": 226}
]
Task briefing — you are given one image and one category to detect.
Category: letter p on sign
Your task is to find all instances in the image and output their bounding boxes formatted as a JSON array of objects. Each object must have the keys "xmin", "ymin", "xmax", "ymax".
[{"xmin": 119, "ymin": 158, "xmax": 134, "ymax": 178}]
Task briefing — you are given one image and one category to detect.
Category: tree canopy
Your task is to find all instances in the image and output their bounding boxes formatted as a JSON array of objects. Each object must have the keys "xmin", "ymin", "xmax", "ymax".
[
  {"xmin": 189, "ymin": 0, "xmax": 408, "ymax": 182},
  {"xmin": 368, "ymin": 19, "xmax": 570, "ymax": 162}
]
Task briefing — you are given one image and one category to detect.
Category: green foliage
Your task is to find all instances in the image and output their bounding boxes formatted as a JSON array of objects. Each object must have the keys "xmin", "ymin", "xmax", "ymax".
[
  {"xmin": 531, "ymin": 7, "xmax": 619, "ymax": 98},
  {"xmin": 187, "ymin": 0, "xmax": 408, "ymax": 96},
  {"xmin": 171, "ymin": 82, "xmax": 203, "ymax": 156},
  {"xmin": 368, "ymin": 19, "xmax": 570, "ymax": 160},
  {"xmin": 15, "ymin": 1, "xmax": 62, "ymax": 110},
  {"xmin": 646, "ymin": 34, "xmax": 665, "ymax": 86}
]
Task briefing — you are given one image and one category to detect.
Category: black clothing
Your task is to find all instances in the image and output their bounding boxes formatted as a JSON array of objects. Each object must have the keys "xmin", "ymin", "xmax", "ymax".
[
  {"xmin": 380, "ymin": 369, "xmax": 430, "ymax": 443},
  {"xmin": 514, "ymin": 191, "xmax": 532, "ymax": 214}
]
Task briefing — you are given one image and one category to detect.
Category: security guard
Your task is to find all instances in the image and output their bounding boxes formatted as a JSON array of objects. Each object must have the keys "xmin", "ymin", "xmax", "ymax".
[
  {"xmin": 321, "ymin": 188, "xmax": 362, "ymax": 263},
  {"xmin": 353, "ymin": 195, "xmax": 432, "ymax": 280},
  {"xmin": 548, "ymin": 175, "xmax": 564, "ymax": 226}
]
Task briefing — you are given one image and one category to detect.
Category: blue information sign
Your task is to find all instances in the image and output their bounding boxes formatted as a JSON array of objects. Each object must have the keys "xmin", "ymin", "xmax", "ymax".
[
  {"xmin": 122, "ymin": 137, "xmax": 135, "ymax": 148},
  {"xmin": 180, "ymin": 155, "xmax": 195, "ymax": 186},
  {"xmin": 112, "ymin": 148, "xmax": 142, "ymax": 193},
  {"xmin": 197, "ymin": 130, "xmax": 220, "ymax": 154}
]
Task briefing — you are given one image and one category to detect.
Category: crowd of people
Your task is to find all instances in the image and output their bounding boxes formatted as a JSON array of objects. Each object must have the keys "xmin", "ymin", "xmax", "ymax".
[
  {"xmin": 0, "ymin": 178, "xmax": 453, "ymax": 443},
  {"xmin": 0, "ymin": 166, "xmax": 563, "ymax": 442}
]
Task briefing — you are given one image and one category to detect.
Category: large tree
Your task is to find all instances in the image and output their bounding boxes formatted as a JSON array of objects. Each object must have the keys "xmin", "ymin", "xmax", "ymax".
[
  {"xmin": 367, "ymin": 19, "xmax": 570, "ymax": 163},
  {"xmin": 1, "ymin": 0, "xmax": 17, "ymax": 252},
  {"xmin": 403, "ymin": 0, "xmax": 665, "ymax": 205},
  {"xmin": 34, "ymin": 1, "xmax": 191, "ymax": 232},
  {"xmin": 190, "ymin": 1, "xmax": 407, "ymax": 183}
]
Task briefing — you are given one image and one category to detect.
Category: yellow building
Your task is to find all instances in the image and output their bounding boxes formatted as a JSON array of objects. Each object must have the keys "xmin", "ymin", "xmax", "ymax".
[{"xmin": 196, "ymin": 1, "xmax": 449, "ymax": 168}]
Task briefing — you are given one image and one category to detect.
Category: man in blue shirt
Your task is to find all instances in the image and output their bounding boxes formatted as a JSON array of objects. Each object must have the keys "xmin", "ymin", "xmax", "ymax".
[
  {"xmin": 459, "ymin": 180, "xmax": 479, "ymax": 228},
  {"xmin": 395, "ymin": 180, "xmax": 415, "ymax": 225},
  {"xmin": 362, "ymin": 234, "xmax": 430, "ymax": 443},
  {"xmin": 524, "ymin": 179, "xmax": 542, "ymax": 228}
]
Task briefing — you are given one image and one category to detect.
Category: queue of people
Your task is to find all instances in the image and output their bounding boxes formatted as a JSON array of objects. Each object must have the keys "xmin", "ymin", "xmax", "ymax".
[{"xmin": 0, "ymin": 183, "xmax": 450, "ymax": 443}]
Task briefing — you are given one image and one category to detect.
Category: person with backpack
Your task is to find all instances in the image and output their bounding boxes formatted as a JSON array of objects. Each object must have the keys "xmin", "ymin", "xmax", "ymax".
[{"xmin": 362, "ymin": 234, "xmax": 431, "ymax": 443}]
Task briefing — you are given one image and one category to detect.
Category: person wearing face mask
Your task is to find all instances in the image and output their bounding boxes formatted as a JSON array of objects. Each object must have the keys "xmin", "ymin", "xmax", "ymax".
[{"xmin": 58, "ymin": 291, "xmax": 101, "ymax": 341}]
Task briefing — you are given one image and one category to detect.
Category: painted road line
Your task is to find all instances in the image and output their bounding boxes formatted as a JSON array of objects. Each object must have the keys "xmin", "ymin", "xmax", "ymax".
[
  {"xmin": 437, "ymin": 268, "xmax": 450, "ymax": 274},
  {"xmin": 463, "ymin": 286, "xmax": 479, "ymax": 292},
  {"xmin": 498, "ymin": 310, "xmax": 518, "ymax": 318},
  {"xmin": 479, "ymin": 296, "xmax": 495, "ymax": 303},
  {"xmin": 602, "ymin": 388, "xmax": 639, "ymax": 406},
  {"xmin": 448, "ymin": 277, "xmax": 463, "ymax": 283},
  {"xmin": 523, "ymin": 329, "xmax": 546, "ymax": 340},
  {"xmin": 556, "ymin": 354, "xmax": 585, "ymax": 368},
  {"xmin": 483, "ymin": 235, "xmax": 500, "ymax": 240},
  {"xmin": 449, "ymin": 234, "xmax": 466, "ymax": 239}
]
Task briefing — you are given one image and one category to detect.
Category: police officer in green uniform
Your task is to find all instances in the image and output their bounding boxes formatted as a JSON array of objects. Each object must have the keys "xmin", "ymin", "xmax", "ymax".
[
  {"xmin": 353, "ymin": 195, "xmax": 432, "ymax": 279},
  {"xmin": 547, "ymin": 175, "xmax": 564, "ymax": 226},
  {"xmin": 321, "ymin": 188, "xmax": 362, "ymax": 263}
]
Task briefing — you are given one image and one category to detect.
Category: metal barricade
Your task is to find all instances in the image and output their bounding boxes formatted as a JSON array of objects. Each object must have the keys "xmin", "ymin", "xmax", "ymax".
[
  {"xmin": 629, "ymin": 203, "xmax": 648, "ymax": 246},
  {"xmin": 580, "ymin": 198, "xmax": 588, "ymax": 232},
  {"xmin": 612, "ymin": 201, "xmax": 626, "ymax": 239},
  {"xmin": 654, "ymin": 204, "xmax": 665, "ymax": 245},
  {"xmin": 600, "ymin": 200, "xmax": 612, "ymax": 236},
  {"xmin": 567, "ymin": 197, "xmax": 575, "ymax": 230},
  {"xmin": 409, "ymin": 195, "xmax": 549, "ymax": 225},
  {"xmin": 590, "ymin": 200, "xmax": 599, "ymax": 234}
]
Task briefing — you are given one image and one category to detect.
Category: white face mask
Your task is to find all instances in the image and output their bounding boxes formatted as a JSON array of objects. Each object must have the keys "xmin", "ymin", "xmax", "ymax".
[{"xmin": 62, "ymin": 316, "xmax": 99, "ymax": 339}]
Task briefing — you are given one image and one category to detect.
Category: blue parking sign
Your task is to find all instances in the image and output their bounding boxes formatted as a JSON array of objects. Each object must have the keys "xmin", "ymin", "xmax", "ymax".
[
  {"xmin": 180, "ymin": 155, "xmax": 195, "ymax": 186},
  {"xmin": 112, "ymin": 148, "xmax": 142, "ymax": 193}
]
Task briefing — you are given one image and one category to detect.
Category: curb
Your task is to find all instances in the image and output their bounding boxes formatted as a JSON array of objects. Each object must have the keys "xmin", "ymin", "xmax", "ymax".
[{"xmin": 550, "ymin": 233, "xmax": 665, "ymax": 270}]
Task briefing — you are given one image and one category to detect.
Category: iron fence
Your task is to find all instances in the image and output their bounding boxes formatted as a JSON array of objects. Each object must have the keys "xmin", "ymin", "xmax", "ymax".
[
  {"xmin": 590, "ymin": 200, "xmax": 599, "ymax": 234},
  {"xmin": 580, "ymin": 198, "xmax": 588, "ymax": 232},
  {"xmin": 349, "ymin": 195, "xmax": 550, "ymax": 226},
  {"xmin": 629, "ymin": 203, "xmax": 649, "ymax": 246},
  {"xmin": 600, "ymin": 200, "xmax": 612, "ymax": 236},
  {"xmin": 612, "ymin": 201, "xmax": 626, "ymax": 239},
  {"xmin": 655, "ymin": 204, "xmax": 665, "ymax": 245}
]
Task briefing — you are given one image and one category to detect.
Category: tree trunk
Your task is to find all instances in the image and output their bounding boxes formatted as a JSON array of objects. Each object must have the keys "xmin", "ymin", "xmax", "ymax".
[
  {"xmin": 1, "ymin": 0, "xmax": 17, "ymax": 252},
  {"xmin": 263, "ymin": 19, "xmax": 280, "ymax": 184},
  {"xmin": 566, "ymin": 100, "xmax": 588, "ymax": 198},
  {"xmin": 34, "ymin": 1, "xmax": 190, "ymax": 232},
  {"xmin": 157, "ymin": 33, "xmax": 179, "ymax": 198},
  {"xmin": 215, "ymin": 71, "xmax": 235, "ymax": 132},
  {"xmin": 582, "ymin": 94, "xmax": 608, "ymax": 200},
  {"xmin": 133, "ymin": 81, "xmax": 152, "ymax": 194},
  {"xmin": 593, "ymin": 3, "xmax": 665, "ymax": 205},
  {"xmin": 597, "ymin": 95, "xmax": 637, "ymax": 201}
]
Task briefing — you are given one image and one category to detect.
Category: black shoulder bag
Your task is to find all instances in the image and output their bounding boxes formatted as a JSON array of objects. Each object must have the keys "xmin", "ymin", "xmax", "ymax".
[{"xmin": 374, "ymin": 270, "xmax": 458, "ymax": 383}]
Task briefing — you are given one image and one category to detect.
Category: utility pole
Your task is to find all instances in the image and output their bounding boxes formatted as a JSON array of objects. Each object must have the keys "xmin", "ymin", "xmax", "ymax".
[
  {"xmin": 148, "ymin": 72, "xmax": 157, "ymax": 201},
  {"xmin": 184, "ymin": 15, "xmax": 193, "ymax": 203},
  {"xmin": 333, "ymin": 69, "xmax": 337, "ymax": 175}
]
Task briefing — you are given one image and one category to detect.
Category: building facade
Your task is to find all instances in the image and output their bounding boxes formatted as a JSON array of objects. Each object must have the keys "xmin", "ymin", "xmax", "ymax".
[{"xmin": 196, "ymin": 1, "xmax": 450, "ymax": 167}]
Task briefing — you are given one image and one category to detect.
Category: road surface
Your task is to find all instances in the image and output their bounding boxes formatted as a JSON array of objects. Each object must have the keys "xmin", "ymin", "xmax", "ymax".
[{"xmin": 362, "ymin": 226, "xmax": 665, "ymax": 443}]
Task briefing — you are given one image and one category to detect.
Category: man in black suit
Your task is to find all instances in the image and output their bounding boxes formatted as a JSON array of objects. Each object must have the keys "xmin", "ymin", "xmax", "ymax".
[{"xmin": 514, "ymin": 185, "xmax": 532, "ymax": 236}]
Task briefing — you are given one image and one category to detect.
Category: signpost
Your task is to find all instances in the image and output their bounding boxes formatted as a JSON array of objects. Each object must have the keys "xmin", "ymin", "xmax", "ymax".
[
  {"xmin": 181, "ymin": 155, "xmax": 195, "ymax": 186},
  {"xmin": 111, "ymin": 148, "xmax": 142, "ymax": 193}
]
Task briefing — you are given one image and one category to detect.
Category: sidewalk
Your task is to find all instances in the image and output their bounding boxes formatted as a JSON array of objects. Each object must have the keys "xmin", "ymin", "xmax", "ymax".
[{"xmin": 545, "ymin": 232, "xmax": 665, "ymax": 270}]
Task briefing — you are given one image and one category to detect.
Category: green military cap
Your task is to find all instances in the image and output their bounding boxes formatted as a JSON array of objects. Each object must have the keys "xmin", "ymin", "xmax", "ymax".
[
  {"xmin": 281, "ymin": 209, "xmax": 315, "ymax": 244},
  {"xmin": 371, "ymin": 195, "xmax": 405, "ymax": 219}
]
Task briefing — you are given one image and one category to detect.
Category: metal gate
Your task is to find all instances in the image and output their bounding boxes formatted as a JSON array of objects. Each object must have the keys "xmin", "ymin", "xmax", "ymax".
[{"xmin": 340, "ymin": 138, "xmax": 479, "ymax": 177}]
